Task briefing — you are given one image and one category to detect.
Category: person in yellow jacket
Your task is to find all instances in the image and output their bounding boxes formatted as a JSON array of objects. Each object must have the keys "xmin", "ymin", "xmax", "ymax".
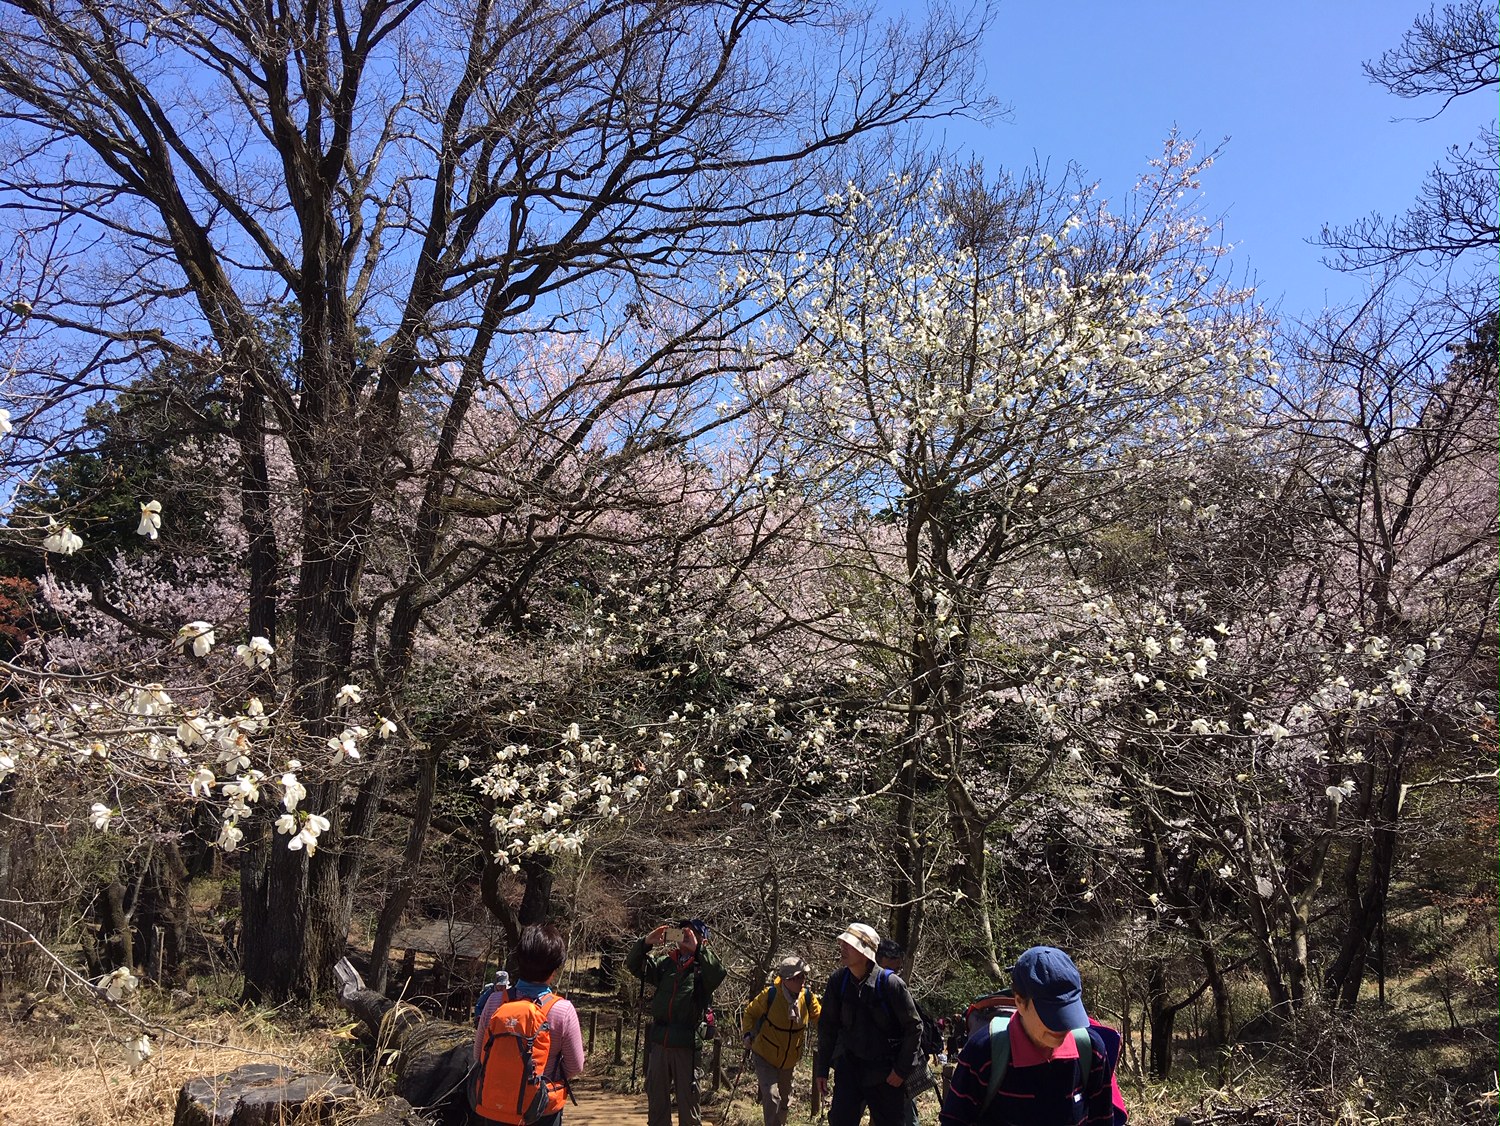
[{"xmin": 741, "ymin": 955, "xmax": 821, "ymax": 1126}]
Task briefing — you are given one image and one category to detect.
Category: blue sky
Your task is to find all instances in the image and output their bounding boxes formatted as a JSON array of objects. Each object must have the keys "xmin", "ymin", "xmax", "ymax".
[{"xmin": 936, "ymin": 1, "xmax": 1495, "ymax": 321}]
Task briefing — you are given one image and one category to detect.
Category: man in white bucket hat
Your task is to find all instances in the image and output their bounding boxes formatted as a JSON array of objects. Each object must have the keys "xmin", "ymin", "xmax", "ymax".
[{"xmin": 814, "ymin": 922, "xmax": 923, "ymax": 1126}]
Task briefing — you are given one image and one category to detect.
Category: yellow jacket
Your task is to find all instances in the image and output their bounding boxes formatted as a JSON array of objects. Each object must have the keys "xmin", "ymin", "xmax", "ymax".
[{"xmin": 741, "ymin": 979, "xmax": 821, "ymax": 1070}]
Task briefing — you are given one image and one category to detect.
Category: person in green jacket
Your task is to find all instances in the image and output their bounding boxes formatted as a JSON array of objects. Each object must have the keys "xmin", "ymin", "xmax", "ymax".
[{"xmin": 627, "ymin": 917, "xmax": 727, "ymax": 1126}]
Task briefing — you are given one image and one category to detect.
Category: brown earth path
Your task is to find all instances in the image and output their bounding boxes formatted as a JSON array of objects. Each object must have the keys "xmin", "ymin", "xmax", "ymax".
[
  {"xmin": 563, "ymin": 1077, "xmax": 753, "ymax": 1125},
  {"xmin": 562, "ymin": 1081, "xmax": 653, "ymax": 1125}
]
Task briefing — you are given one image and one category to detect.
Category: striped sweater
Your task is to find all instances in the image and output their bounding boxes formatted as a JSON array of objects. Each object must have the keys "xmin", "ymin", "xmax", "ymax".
[{"xmin": 938, "ymin": 1017, "xmax": 1126, "ymax": 1126}]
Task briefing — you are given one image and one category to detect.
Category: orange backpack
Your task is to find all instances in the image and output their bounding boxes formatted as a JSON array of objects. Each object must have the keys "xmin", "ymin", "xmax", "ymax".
[{"xmin": 470, "ymin": 989, "xmax": 569, "ymax": 1124}]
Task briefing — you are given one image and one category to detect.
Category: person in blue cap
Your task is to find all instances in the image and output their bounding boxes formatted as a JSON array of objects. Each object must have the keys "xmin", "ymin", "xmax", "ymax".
[
  {"xmin": 938, "ymin": 946, "xmax": 1126, "ymax": 1125},
  {"xmin": 628, "ymin": 917, "xmax": 726, "ymax": 1126}
]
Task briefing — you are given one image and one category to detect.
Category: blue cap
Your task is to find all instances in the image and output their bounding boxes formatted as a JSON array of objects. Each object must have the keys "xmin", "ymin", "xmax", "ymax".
[
  {"xmin": 1008, "ymin": 946, "xmax": 1087, "ymax": 1031},
  {"xmin": 677, "ymin": 918, "xmax": 710, "ymax": 943}
]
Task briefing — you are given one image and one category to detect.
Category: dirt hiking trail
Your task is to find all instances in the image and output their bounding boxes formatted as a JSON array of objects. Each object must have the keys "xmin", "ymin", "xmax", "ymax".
[{"xmin": 564, "ymin": 1078, "xmax": 751, "ymax": 1125}]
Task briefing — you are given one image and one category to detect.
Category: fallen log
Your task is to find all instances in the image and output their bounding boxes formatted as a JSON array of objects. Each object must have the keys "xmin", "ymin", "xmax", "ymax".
[{"xmin": 334, "ymin": 957, "xmax": 475, "ymax": 1124}]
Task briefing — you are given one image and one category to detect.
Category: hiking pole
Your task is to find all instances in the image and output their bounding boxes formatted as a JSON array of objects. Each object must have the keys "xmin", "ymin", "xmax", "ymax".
[
  {"xmin": 722, "ymin": 1039, "xmax": 750, "ymax": 1125},
  {"xmin": 629, "ymin": 973, "xmax": 645, "ymax": 1092}
]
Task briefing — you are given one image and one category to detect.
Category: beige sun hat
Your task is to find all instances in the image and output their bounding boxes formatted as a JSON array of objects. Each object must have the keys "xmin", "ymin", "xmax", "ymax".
[
  {"xmin": 835, "ymin": 922, "xmax": 879, "ymax": 963},
  {"xmin": 776, "ymin": 954, "xmax": 811, "ymax": 979}
]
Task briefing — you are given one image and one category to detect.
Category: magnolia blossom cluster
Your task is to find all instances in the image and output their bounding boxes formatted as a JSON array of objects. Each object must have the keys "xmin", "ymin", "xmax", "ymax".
[
  {"xmin": 37, "ymin": 497, "xmax": 165, "ymax": 554},
  {"xmin": 1012, "ymin": 569, "xmax": 1496, "ymax": 928},
  {"xmin": 749, "ymin": 171, "xmax": 1266, "ymax": 511},
  {"xmin": 0, "ymin": 626, "xmax": 396, "ymax": 872}
]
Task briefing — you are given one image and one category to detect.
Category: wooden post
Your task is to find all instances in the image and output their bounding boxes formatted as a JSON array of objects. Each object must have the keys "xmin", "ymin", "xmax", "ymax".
[
  {"xmin": 710, "ymin": 1037, "xmax": 723, "ymax": 1091},
  {"xmin": 613, "ymin": 1016, "xmax": 624, "ymax": 1064},
  {"xmin": 587, "ymin": 1010, "xmax": 598, "ymax": 1053}
]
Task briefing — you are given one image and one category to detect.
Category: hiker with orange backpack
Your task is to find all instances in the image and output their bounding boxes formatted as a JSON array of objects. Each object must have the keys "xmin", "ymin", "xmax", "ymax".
[
  {"xmin": 741, "ymin": 954, "xmax": 821, "ymax": 1126},
  {"xmin": 471, "ymin": 924, "xmax": 586, "ymax": 1126},
  {"xmin": 627, "ymin": 917, "xmax": 727, "ymax": 1126},
  {"xmin": 938, "ymin": 946, "xmax": 1126, "ymax": 1126}
]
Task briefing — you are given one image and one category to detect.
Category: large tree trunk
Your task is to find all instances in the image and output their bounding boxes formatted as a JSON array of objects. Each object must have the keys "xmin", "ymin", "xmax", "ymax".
[
  {"xmin": 371, "ymin": 748, "xmax": 442, "ymax": 993},
  {"xmin": 240, "ymin": 482, "xmax": 367, "ymax": 1001},
  {"xmin": 947, "ymin": 773, "xmax": 1003, "ymax": 980},
  {"xmin": 1145, "ymin": 961, "xmax": 1176, "ymax": 1081},
  {"xmin": 1322, "ymin": 757, "xmax": 1406, "ymax": 1008},
  {"xmin": 134, "ymin": 841, "xmax": 192, "ymax": 987}
]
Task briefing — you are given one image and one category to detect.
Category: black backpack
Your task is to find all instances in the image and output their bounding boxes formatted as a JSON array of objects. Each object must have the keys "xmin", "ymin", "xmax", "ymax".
[
  {"xmin": 838, "ymin": 967, "xmax": 943, "ymax": 1057},
  {"xmin": 914, "ymin": 1000, "xmax": 943, "ymax": 1057}
]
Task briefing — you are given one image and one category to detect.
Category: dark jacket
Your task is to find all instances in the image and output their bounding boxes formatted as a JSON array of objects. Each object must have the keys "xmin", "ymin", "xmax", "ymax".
[
  {"xmin": 937, "ymin": 1018, "xmax": 1126, "ymax": 1126},
  {"xmin": 814, "ymin": 965, "xmax": 922, "ymax": 1086},
  {"xmin": 626, "ymin": 937, "xmax": 727, "ymax": 1049}
]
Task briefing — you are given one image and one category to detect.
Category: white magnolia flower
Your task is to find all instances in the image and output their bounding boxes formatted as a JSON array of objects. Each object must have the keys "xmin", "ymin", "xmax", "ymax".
[
  {"xmin": 216, "ymin": 821, "xmax": 244, "ymax": 852},
  {"xmin": 189, "ymin": 765, "xmax": 216, "ymax": 800},
  {"xmin": 1190, "ymin": 718, "xmax": 1212, "ymax": 735},
  {"xmin": 1325, "ymin": 778, "xmax": 1356, "ymax": 804},
  {"xmin": 177, "ymin": 621, "xmax": 216, "ymax": 658},
  {"xmin": 0, "ymin": 754, "xmax": 15, "ymax": 783},
  {"xmin": 328, "ymin": 728, "xmax": 362, "ymax": 762},
  {"xmin": 562, "ymin": 722, "xmax": 581, "ymax": 743},
  {"xmin": 281, "ymin": 772, "xmax": 306, "ymax": 812},
  {"xmin": 236, "ymin": 636, "xmax": 274, "ymax": 670},
  {"xmin": 289, "ymin": 813, "xmax": 330, "ymax": 854},
  {"xmin": 42, "ymin": 521, "xmax": 83, "ymax": 555},
  {"xmin": 0, "ymin": 408, "xmax": 11, "ymax": 435},
  {"xmin": 136, "ymin": 499, "xmax": 163, "ymax": 540},
  {"xmin": 100, "ymin": 966, "xmax": 139, "ymax": 1002},
  {"xmin": 274, "ymin": 812, "xmax": 298, "ymax": 835},
  {"xmin": 177, "ymin": 715, "xmax": 210, "ymax": 746},
  {"xmin": 124, "ymin": 1034, "xmax": 154, "ymax": 1068},
  {"xmin": 89, "ymin": 802, "xmax": 114, "ymax": 831},
  {"xmin": 376, "ymin": 716, "xmax": 397, "ymax": 739},
  {"xmin": 131, "ymin": 684, "xmax": 172, "ymax": 716},
  {"xmin": 334, "ymin": 683, "xmax": 363, "ymax": 707}
]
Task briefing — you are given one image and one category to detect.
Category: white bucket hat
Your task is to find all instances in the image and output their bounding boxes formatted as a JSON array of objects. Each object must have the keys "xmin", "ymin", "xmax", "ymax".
[{"xmin": 836, "ymin": 922, "xmax": 880, "ymax": 963}]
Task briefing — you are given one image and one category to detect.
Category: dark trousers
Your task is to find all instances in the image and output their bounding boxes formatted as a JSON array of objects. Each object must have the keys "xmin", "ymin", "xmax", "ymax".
[{"xmin": 827, "ymin": 1066, "xmax": 910, "ymax": 1126}]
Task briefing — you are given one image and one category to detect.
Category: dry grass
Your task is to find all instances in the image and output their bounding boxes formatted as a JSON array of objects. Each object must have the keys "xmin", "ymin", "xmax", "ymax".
[{"xmin": 0, "ymin": 986, "xmax": 367, "ymax": 1126}]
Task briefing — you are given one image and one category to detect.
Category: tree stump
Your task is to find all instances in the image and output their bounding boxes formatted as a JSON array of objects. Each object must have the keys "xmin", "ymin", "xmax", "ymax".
[{"xmin": 172, "ymin": 1063, "xmax": 357, "ymax": 1126}]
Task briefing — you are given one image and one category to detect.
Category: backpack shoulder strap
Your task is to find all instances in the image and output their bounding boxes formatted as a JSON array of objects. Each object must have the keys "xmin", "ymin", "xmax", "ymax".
[
  {"xmin": 983, "ymin": 1015, "xmax": 1011, "ymax": 1110},
  {"xmin": 749, "ymin": 985, "xmax": 777, "ymax": 1042},
  {"xmin": 1071, "ymin": 1027, "xmax": 1092, "ymax": 1091}
]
